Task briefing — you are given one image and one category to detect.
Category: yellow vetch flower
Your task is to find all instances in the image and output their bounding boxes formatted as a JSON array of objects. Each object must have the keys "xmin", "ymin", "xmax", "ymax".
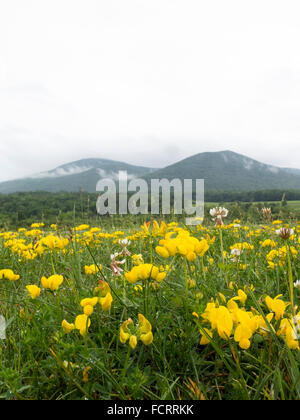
[
  {"xmin": 138, "ymin": 314, "xmax": 154, "ymax": 345},
  {"xmin": 195, "ymin": 239, "xmax": 210, "ymax": 257},
  {"xmin": 233, "ymin": 310, "xmax": 258, "ymax": 350},
  {"xmin": 156, "ymin": 246, "xmax": 170, "ymax": 259},
  {"xmin": 39, "ymin": 235, "xmax": 69, "ymax": 251},
  {"xmin": 75, "ymin": 225, "xmax": 90, "ymax": 232},
  {"xmin": 232, "ymin": 290, "xmax": 247, "ymax": 306},
  {"xmin": 31, "ymin": 223, "xmax": 44, "ymax": 228},
  {"xmin": 265, "ymin": 295, "xmax": 287, "ymax": 320},
  {"xmin": 234, "ymin": 323, "xmax": 252, "ymax": 350},
  {"xmin": 99, "ymin": 293, "xmax": 113, "ymax": 311},
  {"xmin": 215, "ymin": 307, "xmax": 233, "ymax": 340},
  {"xmin": 156, "ymin": 232, "xmax": 209, "ymax": 261},
  {"xmin": 41, "ymin": 275, "xmax": 64, "ymax": 291},
  {"xmin": 202, "ymin": 304, "xmax": 233, "ymax": 341},
  {"xmin": 83, "ymin": 366, "xmax": 91, "ymax": 383},
  {"xmin": 261, "ymin": 239, "xmax": 277, "ymax": 248},
  {"xmin": 120, "ymin": 314, "xmax": 153, "ymax": 348},
  {"xmin": 131, "ymin": 254, "xmax": 144, "ymax": 266},
  {"xmin": 129, "ymin": 335, "xmax": 138, "ymax": 350},
  {"xmin": 0, "ymin": 269, "xmax": 20, "ymax": 281},
  {"xmin": 62, "ymin": 320, "xmax": 75, "ymax": 334},
  {"xmin": 94, "ymin": 280, "xmax": 113, "ymax": 311},
  {"xmin": 26, "ymin": 285, "xmax": 41, "ymax": 299},
  {"xmin": 83, "ymin": 305, "xmax": 94, "ymax": 316},
  {"xmin": 141, "ymin": 221, "xmax": 167, "ymax": 237},
  {"xmin": 125, "ymin": 264, "xmax": 166, "ymax": 284},
  {"xmin": 230, "ymin": 242, "xmax": 254, "ymax": 251},
  {"xmin": 75, "ymin": 314, "xmax": 91, "ymax": 336},
  {"xmin": 84, "ymin": 264, "xmax": 101, "ymax": 275},
  {"xmin": 80, "ymin": 297, "xmax": 98, "ymax": 315},
  {"xmin": 120, "ymin": 319, "xmax": 133, "ymax": 344},
  {"xmin": 257, "ymin": 313, "xmax": 275, "ymax": 337},
  {"xmin": 277, "ymin": 317, "xmax": 300, "ymax": 350},
  {"xmin": 200, "ymin": 328, "xmax": 213, "ymax": 345}
]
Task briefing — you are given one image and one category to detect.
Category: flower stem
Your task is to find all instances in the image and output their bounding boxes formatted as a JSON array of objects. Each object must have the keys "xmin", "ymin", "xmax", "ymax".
[
  {"xmin": 121, "ymin": 346, "xmax": 131, "ymax": 384},
  {"xmin": 286, "ymin": 245, "xmax": 295, "ymax": 317}
]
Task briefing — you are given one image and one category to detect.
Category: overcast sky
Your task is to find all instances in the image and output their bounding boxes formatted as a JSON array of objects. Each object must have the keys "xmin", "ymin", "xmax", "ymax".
[{"xmin": 0, "ymin": 0, "xmax": 299, "ymax": 182}]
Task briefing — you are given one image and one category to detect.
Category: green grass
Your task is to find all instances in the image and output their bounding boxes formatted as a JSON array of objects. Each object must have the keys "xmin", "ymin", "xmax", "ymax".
[
  {"xmin": 205, "ymin": 200, "xmax": 300, "ymax": 209},
  {"xmin": 0, "ymin": 218, "xmax": 299, "ymax": 400}
]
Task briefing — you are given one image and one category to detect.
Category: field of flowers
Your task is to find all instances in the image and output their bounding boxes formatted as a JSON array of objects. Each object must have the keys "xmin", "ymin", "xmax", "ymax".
[{"xmin": 0, "ymin": 209, "xmax": 299, "ymax": 400}]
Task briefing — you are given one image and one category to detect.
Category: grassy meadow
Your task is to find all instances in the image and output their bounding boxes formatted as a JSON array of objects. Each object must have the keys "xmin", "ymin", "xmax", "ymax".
[{"xmin": 0, "ymin": 211, "xmax": 300, "ymax": 400}]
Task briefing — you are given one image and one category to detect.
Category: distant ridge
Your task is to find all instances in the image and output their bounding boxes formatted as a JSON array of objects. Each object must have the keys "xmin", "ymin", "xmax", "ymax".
[
  {"xmin": 143, "ymin": 150, "xmax": 300, "ymax": 191},
  {"xmin": 0, "ymin": 151, "xmax": 299, "ymax": 193},
  {"xmin": 0, "ymin": 158, "xmax": 156, "ymax": 194}
]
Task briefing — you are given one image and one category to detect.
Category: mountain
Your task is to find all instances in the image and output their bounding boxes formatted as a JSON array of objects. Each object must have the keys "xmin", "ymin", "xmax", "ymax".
[
  {"xmin": 0, "ymin": 158, "xmax": 156, "ymax": 194},
  {"xmin": 283, "ymin": 168, "xmax": 300, "ymax": 176},
  {"xmin": 143, "ymin": 150, "xmax": 300, "ymax": 191},
  {"xmin": 0, "ymin": 151, "xmax": 300, "ymax": 193}
]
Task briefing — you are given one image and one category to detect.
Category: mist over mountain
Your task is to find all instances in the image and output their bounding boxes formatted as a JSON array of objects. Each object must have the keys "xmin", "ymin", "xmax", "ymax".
[
  {"xmin": 0, "ymin": 151, "xmax": 299, "ymax": 194},
  {"xmin": 0, "ymin": 158, "xmax": 156, "ymax": 194},
  {"xmin": 143, "ymin": 151, "xmax": 300, "ymax": 191}
]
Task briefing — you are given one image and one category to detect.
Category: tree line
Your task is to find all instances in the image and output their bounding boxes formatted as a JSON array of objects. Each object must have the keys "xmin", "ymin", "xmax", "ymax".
[{"xmin": 0, "ymin": 190, "xmax": 299, "ymax": 229}]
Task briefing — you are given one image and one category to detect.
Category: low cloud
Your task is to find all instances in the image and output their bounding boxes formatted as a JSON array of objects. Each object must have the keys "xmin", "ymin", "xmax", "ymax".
[{"xmin": 0, "ymin": 0, "xmax": 300, "ymax": 182}]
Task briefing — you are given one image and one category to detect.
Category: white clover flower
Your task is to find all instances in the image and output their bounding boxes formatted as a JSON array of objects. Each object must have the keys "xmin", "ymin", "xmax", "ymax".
[
  {"xmin": 294, "ymin": 280, "xmax": 300, "ymax": 290},
  {"xmin": 209, "ymin": 208, "xmax": 216, "ymax": 217},
  {"xmin": 231, "ymin": 248, "xmax": 242, "ymax": 257},
  {"xmin": 110, "ymin": 252, "xmax": 120, "ymax": 261},
  {"xmin": 118, "ymin": 238, "xmax": 131, "ymax": 257},
  {"xmin": 110, "ymin": 252, "xmax": 126, "ymax": 276},
  {"xmin": 275, "ymin": 228, "xmax": 294, "ymax": 239},
  {"xmin": 209, "ymin": 207, "xmax": 229, "ymax": 226},
  {"xmin": 210, "ymin": 207, "xmax": 228, "ymax": 218},
  {"xmin": 230, "ymin": 248, "xmax": 242, "ymax": 262},
  {"xmin": 119, "ymin": 238, "xmax": 131, "ymax": 246}
]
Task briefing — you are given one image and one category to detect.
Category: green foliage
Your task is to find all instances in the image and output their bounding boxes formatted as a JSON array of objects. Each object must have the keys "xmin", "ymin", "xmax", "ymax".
[
  {"xmin": 0, "ymin": 219, "xmax": 299, "ymax": 400},
  {"xmin": 0, "ymin": 191, "xmax": 300, "ymax": 230}
]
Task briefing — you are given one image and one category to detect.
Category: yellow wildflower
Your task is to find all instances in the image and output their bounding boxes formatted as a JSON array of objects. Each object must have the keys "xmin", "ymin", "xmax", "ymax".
[
  {"xmin": 84, "ymin": 264, "xmax": 101, "ymax": 275},
  {"xmin": 99, "ymin": 293, "xmax": 113, "ymax": 311},
  {"xmin": 138, "ymin": 314, "xmax": 154, "ymax": 346},
  {"xmin": 0, "ymin": 269, "xmax": 20, "ymax": 281},
  {"xmin": 41, "ymin": 275, "xmax": 64, "ymax": 291},
  {"xmin": 94, "ymin": 281, "xmax": 113, "ymax": 311},
  {"xmin": 125, "ymin": 264, "xmax": 166, "ymax": 284},
  {"xmin": 80, "ymin": 297, "xmax": 98, "ymax": 316},
  {"xmin": 26, "ymin": 285, "xmax": 41, "ymax": 299},
  {"xmin": 83, "ymin": 366, "xmax": 91, "ymax": 383},
  {"xmin": 62, "ymin": 320, "xmax": 75, "ymax": 334},
  {"xmin": 120, "ymin": 314, "xmax": 153, "ymax": 348},
  {"xmin": 200, "ymin": 328, "xmax": 213, "ymax": 345},
  {"xmin": 75, "ymin": 314, "xmax": 91, "ymax": 336},
  {"xmin": 265, "ymin": 295, "xmax": 287, "ymax": 320}
]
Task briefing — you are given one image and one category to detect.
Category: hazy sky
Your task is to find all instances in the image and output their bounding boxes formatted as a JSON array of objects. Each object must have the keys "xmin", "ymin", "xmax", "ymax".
[{"xmin": 0, "ymin": 0, "xmax": 299, "ymax": 182}]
